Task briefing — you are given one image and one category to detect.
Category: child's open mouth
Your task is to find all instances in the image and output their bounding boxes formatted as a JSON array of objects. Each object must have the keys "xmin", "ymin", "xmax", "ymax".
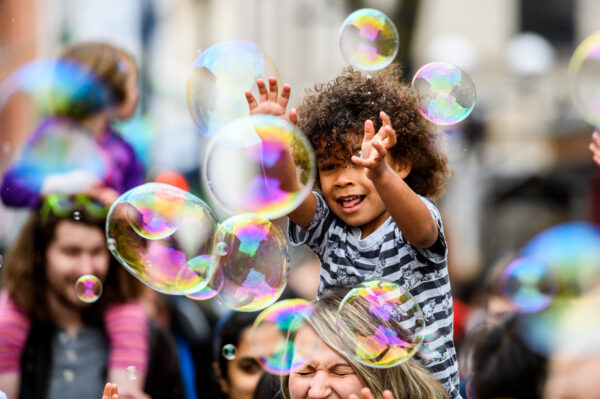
[{"xmin": 338, "ymin": 195, "xmax": 365, "ymax": 213}]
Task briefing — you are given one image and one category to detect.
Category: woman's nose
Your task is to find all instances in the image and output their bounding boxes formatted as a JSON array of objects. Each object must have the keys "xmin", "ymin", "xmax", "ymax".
[{"xmin": 307, "ymin": 372, "xmax": 332, "ymax": 399}]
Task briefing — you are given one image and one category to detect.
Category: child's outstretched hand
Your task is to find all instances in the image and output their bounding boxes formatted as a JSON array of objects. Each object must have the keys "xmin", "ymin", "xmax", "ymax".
[
  {"xmin": 351, "ymin": 111, "xmax": 397, "ymax": 179},
  {"xmin": 245, "ymin": 77, "xmax": 298, "ymax": 124},
  {"xmin": 590, "ymin": 131, "xmax": 600, "ymax": 166}
]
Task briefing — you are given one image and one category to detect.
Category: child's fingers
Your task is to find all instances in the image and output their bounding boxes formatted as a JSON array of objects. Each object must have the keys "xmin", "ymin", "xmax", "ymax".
[
  {"xmin": 380, "ymin": 111, "xmax": 392, "ymax": 129},
  {"xmin": 383, "ymin": 125, "xmax": 397, "ymax": 147},
  {"xmin": 268, "ymin": 77, "xmax": 279, "ymax": 102},
  {"xmin": 277, "ymin": 84, "xmax": 292, "ymax": 109},
  {"xmin": 288, "ymin": 108, "xmax": 298, "ymax": 125},
  {"xmin": 245, "ymin": 91, "xmax": 258, "ymax": 110},
  {"xmin": 256, "ymin": 79, "xmax": 269, "ymax": 102},
  {"xmin": 371, "ymin": 137, "xmax": 387, "ymax": 157},
  {"xmin": 360, "ymin": 387, "xmax": 376, "ymax": 399},
  {"xmin": 592, "ymin": 131, "xmax": 600, "ymax": 144},
  {"xmin": 382, "ymin": 389, "xmax": 395, "ymax": 399},
  {"xmin": 364, "ymin": 119, "xmax": 375, "ymax": 141}
]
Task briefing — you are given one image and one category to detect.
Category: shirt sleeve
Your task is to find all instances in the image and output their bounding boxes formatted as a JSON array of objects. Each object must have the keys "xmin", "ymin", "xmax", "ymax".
[{"xmin": 287, "ymin": 192, "xmax": 335, "ymax": 257}]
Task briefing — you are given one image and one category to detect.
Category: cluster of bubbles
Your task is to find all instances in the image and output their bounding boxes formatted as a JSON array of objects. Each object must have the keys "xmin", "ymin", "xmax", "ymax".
[
  {"xmin": 75, "ymin": 274, "xmax": 103, "ymax": 303},
  {"xmin": 568, "ymin": 30, "xmax": 600, "ymax": 126},
  {"xmin": 0, "ymin": 58, "xmax": 111, "ymax": 191},
  {"xmin": 499, "ymin": 222, "xmax": 600, "ymax": 356},
  {"xmin": 106, "ymin": 183, "xmax": 292, "ymax": 312}
]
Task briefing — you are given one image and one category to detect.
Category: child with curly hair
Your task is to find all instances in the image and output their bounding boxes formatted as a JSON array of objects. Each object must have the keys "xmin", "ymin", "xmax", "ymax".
[{"xmin": 246, "ymin": 64, "xmax": 460, "ymax": 398}]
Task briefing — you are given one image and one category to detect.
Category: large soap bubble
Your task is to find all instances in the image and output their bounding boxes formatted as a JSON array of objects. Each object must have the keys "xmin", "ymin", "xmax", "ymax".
[
  {"xmin": 204, "ymin": 114, "xmax": 315, "ymax": 220},
  {"xmin": 186, "ymin": 40, "xmax": 281, "ymax": 138},
  {"xmin": 251, "ymin": 299, "xmax": 319, "ymax": 375},
  {"xmin": 514, "ymin": 222, "xmax": 600, "ymax": 355},
  {"xmin": 0, "ymin": 58, "xmax": 112, "ymax": 193},
  {"xmin": 214, "ymin": 214, "xmax": 289, "ymax": 312},
  {"xmin": 106, "ymin": 183, "xmax": 218, "ymax": 294},
  {"xmin": 411, "ymin": 62, "xmax": 476, "ymax": 126},
  {"xmin": 339, "ymin": 8, "xmax": 399, "ymax": 71},
  {"xmin": 337, "ymin": 280, "xmax": 425, "ymax": 368},
  {"xmin": 568, "ymin": 31, "xmax": 600, "ymax": 125}
]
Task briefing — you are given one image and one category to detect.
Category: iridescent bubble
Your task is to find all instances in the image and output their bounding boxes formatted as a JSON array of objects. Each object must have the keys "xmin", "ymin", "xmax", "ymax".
[
  {"xmin": 107, "ymin": 238, "xmax": 116, "ymax": 251},
  {"xmin": 568, "ymin": 31, "xmax": 600, "ymax": 125},
  {"xmin": 411, "ymin": 62, "xmax": 476, "ymax": 125},
  {"xmin": 251, "ymin": 299, "xmax": 319, "ymax": 375},
  {"xmin": 0, "ymin": 58, "xmax": 111, "ymax": 190},
  {"xmin": 417, "ymin": 326, "xmax": 442, "ymax": 361},
  {"xmin": 106, "ymin": 183, "xmax": 218, "ymax": 294},
  {"xmin": 222, "ymin": 344, "xmax": 237, "ymax": 360},
  {"xmin": 336, "ymin": 280, "xmax": 425, "ymax": 368},
  {"xmin": 500, "ymin": 257, "xmax": 557, "ymax": 314},
  {"xmin": 125, "ymin": 366, "xmax": 139, "ymax": 381},
  {"xmin": 215, "ymin": 214, "xmax": 289, "ymax": 312},
  {"xmin": 215, "ymin": 242, "xmax": 228, "ymax": 256},
  {"xmin": 339, "ymin": 8, "xmax": 399, "ymax": 71},
  {"xmin": 75, "ymin": 274, "xmax": 103, "ymax": 303},
  {"xmin": 186, "ymin": 40, "xmax": 281, "ymax": 138},
  {"xmin": 515, "ymin": 222, "xmax": 600, "ymax": 355},
  {"xmin": 204, "ymin": 114, "xmax": 315, "ymax": 219},
  {"xmin": 73, "ymin": 211, "xmax": 81, "ymax": 221}
]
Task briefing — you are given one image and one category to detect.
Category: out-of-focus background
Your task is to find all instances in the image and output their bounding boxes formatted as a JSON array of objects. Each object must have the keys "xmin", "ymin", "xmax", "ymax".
[{"xmin": 1, "ymin": 0, "xmax": 599, "ymax": 305}]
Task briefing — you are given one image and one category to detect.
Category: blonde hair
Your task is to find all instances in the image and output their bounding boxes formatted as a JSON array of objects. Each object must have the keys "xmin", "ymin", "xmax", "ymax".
[{"xmin": 280, "ymin": 289, "xmax": 448, "ymax": 399}]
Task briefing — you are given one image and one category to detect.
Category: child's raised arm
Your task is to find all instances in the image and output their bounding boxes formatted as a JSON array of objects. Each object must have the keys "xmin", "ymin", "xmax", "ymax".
[
  {"xmin": 245, "ymin": 78, "xmax": 317, "ymax": 229},
  {"xmin": 351, "ymin": 112, "xmax": 439, "ymax": 248}
]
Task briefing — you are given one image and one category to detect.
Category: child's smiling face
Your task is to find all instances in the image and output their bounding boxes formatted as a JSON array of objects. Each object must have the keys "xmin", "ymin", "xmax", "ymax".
[{"xmin": 316, "ymin": 137, "xmax": 395, "ymax": 238}]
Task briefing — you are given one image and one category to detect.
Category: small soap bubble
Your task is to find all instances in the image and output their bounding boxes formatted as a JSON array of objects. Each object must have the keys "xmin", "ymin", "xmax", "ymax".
[
  {"xmin": 0, "ymin": 254, "xmax": 3, "ymax": 269},
  {"xmin": 125, "ymin": 366, "xmax": 139, "ymax": 381},
  {"xmin": 339, "ymin": 8, "xmax": 399, "ymax": 71},
  {"xmin": 222, "ymin": 344, "xmax": 237, "ymax": 360},
  {"xmin": 337, "ymin": 280, "xmax": 425, "ymax": 368},
  {"xmin": 107, "ymin": 238, "xmax": 116, "ymax": 251},
  {"xmin": 75, "ymin": 274, "xmax": 102, "ymax": 303},
  {"xmin": 73, "ymin": 211, "xmax": 81, "ymax": 221},
  {"xmin": 251, "ymin": 299, "xmax": 319, "ymax": 375},
  {"xmin": 215, "ymin": 242, "xmax": 228, "ymax": 256},
  {"xmin": 500, "ymin": 257, "xmax": 556, "ymax": 314},
  {"xmin": 411, "ymin": 62, "xmax": 476, "ymax": 126}
]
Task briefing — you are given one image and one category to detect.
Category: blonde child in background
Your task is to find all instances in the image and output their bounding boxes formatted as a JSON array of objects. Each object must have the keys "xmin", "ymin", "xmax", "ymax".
[{"xmin": 245, "ymin": 64, "xmax": 460, "ymax": 398}]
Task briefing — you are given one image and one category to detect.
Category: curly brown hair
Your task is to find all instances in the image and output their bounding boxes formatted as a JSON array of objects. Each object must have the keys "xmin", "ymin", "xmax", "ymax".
[{"xmin": 296, "ymin": 64, "xmax": 451, "ymax": 199}]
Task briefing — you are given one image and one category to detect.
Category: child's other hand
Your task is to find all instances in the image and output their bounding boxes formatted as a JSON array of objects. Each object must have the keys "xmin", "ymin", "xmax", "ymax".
[
  {"xmin": 351, "ymin": 111, "xmax": 397, "ymax": 178},
  {"xmin": 102, "ymin": 383, "xmax": 119, "ymax": 399},
  {"xmin": 245, "ymin": 77, "xmax": 298, "ymax": 124},
  {"xmin": 590, "ymin": 131, "xmax": 600, "ymax": 166}
]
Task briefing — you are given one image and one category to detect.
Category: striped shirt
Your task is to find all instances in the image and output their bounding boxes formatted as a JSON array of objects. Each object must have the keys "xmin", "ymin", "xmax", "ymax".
[{"xmin": 288, "ymin": 192, "xmax": 461, "ymax": 399}]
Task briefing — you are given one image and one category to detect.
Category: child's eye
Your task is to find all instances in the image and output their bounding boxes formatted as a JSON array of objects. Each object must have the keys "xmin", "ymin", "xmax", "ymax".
[{"xmin": 319, "ymin": 164, "xmax": 336, "ymax": 172}]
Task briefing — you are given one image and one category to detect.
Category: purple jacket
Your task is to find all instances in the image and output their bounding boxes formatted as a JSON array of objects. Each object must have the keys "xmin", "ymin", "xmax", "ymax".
[{"xmin": 0, "ymin": 119, "xmax": 145, "ymax": 208}]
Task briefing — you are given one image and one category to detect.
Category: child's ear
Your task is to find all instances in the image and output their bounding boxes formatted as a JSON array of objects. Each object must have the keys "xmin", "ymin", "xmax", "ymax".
[{"xmin": 394, "ymin": 158, "xmax": 411, "ymax": 179}]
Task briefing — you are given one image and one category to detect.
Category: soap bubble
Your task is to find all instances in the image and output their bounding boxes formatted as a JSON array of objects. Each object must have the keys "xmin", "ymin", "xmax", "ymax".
[
  {"xmin": 339, "ymin": 8, "xmax": 399, "ymax": 71},
  {"xmin": 215, "ymin": 214, "xmax": 289, "ymax": 312},
  {"xmin": 0, "ymin": 58, "xmax": 112, "ymax": 190},
  {"xmin": 500, "ymin": 257, "xmax": 557, "ymax": 314},
  {"xmin": 106, "ymin": 183, "xmax": 218, "ymax": 294},
  {"xmin": 337, "ymin": 280, "xmax": 425, "ymax": 368},
  {"xmin": 204, "ymin": 114, "xmax": 315, "ymax": 220},
  {"xmin": 568, "ymin": 31, "xmax": 600, "ymax": 125},
  {"xmin": 515, "ymin": 222, "xmax": 600, "ymax": 355},
  {"xmin": 75, "ymin": 274, "xmax": 103, "ymax": 303},
  {"xmin": 125, "ymin": 366, "xmax": 139, "ymax": 381},
  {"xmin": 222, "ymin": 344, "xmax": 237, "ymax": 360},
  {"xmin": 251, "ymin": 299, "xmax": 319, "ymax": 375},
  {"xmin": 186, "ymin": 264, "xmax": 224, "ymax": 301},
  {"xmin": 186, "ymin": 40, "xmax": 281, "ymax": 138},
  {"xmin": 411, "ymin": 62, "xmax": 476, "ymax": 125}
]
